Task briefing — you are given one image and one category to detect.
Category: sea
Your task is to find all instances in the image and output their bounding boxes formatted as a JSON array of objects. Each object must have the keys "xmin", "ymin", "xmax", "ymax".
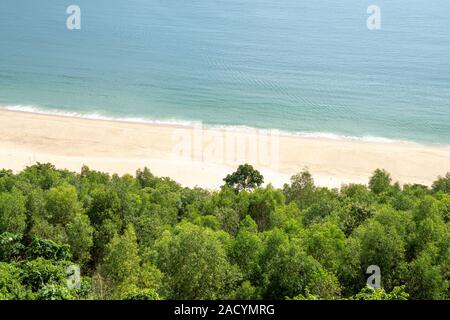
[{"xmin": 0, "ymin": 0, "xmax": 449, "ymax": 145}]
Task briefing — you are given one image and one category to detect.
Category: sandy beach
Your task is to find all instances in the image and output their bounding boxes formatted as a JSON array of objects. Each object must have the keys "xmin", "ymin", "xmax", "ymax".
[{"xmin": 0, "ymin": 108, "xmax": 449, "ymax": 189}]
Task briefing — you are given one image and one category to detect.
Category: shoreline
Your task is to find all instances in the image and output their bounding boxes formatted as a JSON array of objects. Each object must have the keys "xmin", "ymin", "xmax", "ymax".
[
  {"xmin": 4, "ymin": 104, "xmax": 448, "ymax": 148},
  {"xmin": 0, "ymin": 108, "xmax": 449, "ymax": 189}
]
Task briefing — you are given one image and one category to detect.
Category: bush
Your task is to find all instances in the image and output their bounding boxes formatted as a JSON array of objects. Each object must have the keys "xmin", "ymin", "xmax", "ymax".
[
  {"xmin": 0, "ymin": 190, "xmax": 27, "ymax": 234},
  {"xmin": 122, "ymin": 287, "xmax": 160, "ymax": 300},
  {"xmin": 36, "ymin": 284, "xmax": 73, "ymax": 300},
  {"xmin": 432, "ymin": 173, "xmax": 450, "ymax": 194},
  {"xmin": 0, "ymin": 262, "xmax": 27, "ymax": 300},
  {"xmin": 20, "ymin": 258, "xmax": 68, "ymax": 292},
  {"xmin": 352, "ymin": 286, "xmax": 409, "ymax": 300},
  {"xmin": 0, "ymin": 233, "xmax": 25, "ymax": 262},
  {"xmin": 369, "ymin": 169, "xmax": 392, "ymax": 195},
  {"xmin": 26, "ymin": 238, "xmax": 72, "ymax": 261}
]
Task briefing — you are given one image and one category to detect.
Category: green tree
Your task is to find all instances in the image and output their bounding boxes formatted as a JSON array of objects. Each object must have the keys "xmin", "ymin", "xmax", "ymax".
[
  {"xmin": 0, "ymin": 262, "xmax": 28, "ymax": 299},
  {"xmin": 155, "ymin": 222, "xmax": 239, "ymax": 299},
  {"xmin": 354, "ymin": 220, "xmax": 406, "ymax": 290},
  {"xmin": 87, "ymin": 186, "xmax": 122, "ymax": 262},
  {"xmin": 0, "ymin": 233, "xmax": 24, "ymax": 262},
  {"xmin": 260, "ymin": 229, "xmax": 341, "ymax": 299},
  {"xmin": 301, "ymin": 188, "xmax": 339, "ymax": 226},
  {"xmin": 230, "ymin": 227, "xmax": 263, "ymax": 283},
  {"xmin": 352, "ymin": 286, "xmax": 409, "ymax": 300},
  {"xmin": 20, "ymin": 163, "xmax": 59, "ymax": 190},
  {"xmin": 45, "ymin": 184, "xmax": 81, "ymax": 225},
  {"xmin": 136, "ymin": 167, "xmax": 157, "ymax": 188},
  {"xmin": 223, "ymin": 164, "xmax": 264, "ymax": 192},
  {"xmin": 368, "ymin": 169, "xmax": 392, "ymax": 195},
  {"xmin": 0, "ymin": 190, "xmax": 27, "ymax": 234},
  {"xmin": 65, "ymin": 213, "xmax": 94, "ymax": 266},
  {"xmin": 305, "ymin": 222, "xmax": 347, "ymax": 274},
  {"xmin": 0, "ymin": 170, "xmax": 15, "ymax": 193},
  {"xmin": 101, "ymin": 224, "xmax": 141, "ymax": 295},
  {"xmin": 340, "ymin": 184, "xmax": 375, "ymax": 205},
  {"xmin": 121, "ymin": 287, "xmax": 160, "ymax": 300},
  {"xmin": 247, "ymin": 187, "xmax": 284, "ymax": 231},
  {"xmin": 194, "ymin": 215, "xmax": 220, "ymax": 231},
  {"xmin": 36, "ymin": 283, "xmax": 73, "ymax": 300},
  {"xmin": 215, "ymin": 207, "xmax": 241, "ymax": 236},
  {"xmin": 406, "ymin": 245, "xmax": 448, "ymax": 300},
  {"xmin": 410, "ymin": 196, "xmax": 447, "ymax": 256},
  {"xmin": 283, "ymin": 170, "xmax": 316, "ymax": 210},
  {"xmin": 26, "ymin": 238, "xmax": 71, "ymax": 261},
  {"xmin": 20, "ymin": 258, "xmax": 68, "ymax": 292},
  {"xmin": 432, "ymin": 172, "xmax": 450, "ymax": 194},
  {"xmin": 336, "ymin": 202, "xmax": 374, "ymax": 236},
  {"xmin": 233, "ymin": 281, "xmax": 259, "ymax": 300},
  {"xmin": 436, "ymin": 194, "xmax": 450, "ymax": 222}
]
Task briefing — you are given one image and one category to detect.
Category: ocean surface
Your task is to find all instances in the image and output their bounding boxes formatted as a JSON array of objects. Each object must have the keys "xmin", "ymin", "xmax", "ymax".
[{"xmin": 0, "ymin": 0, "xmax": 449, "ymax": 144}]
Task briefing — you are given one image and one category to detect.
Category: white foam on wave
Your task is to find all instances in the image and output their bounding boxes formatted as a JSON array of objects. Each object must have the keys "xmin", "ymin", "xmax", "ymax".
[
  {"xmin": 1, "ymin": 104, "xmax": 446, "ymax": 147},
  {"xmin": 288, "ymin": 131, "xmax": 414, "ymax": 144},
  {"xmin": 207, "ymin": 124, "xmax": 418, "ymax": 145},
  {"xmin": 1, "ymin": 104, "xmax": 200, "ymax": 128}
]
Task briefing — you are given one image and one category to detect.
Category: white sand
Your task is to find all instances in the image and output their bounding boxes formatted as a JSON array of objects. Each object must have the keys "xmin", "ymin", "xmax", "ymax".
[{"xmin": 0, "ymin": 108, "xmax": 449, "ymax": 189}]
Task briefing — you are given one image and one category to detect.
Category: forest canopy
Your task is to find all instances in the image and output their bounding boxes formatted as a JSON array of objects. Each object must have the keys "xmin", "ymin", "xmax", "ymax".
[{"xmin": 0, "ymin": 163, "xmax": 449, "ymax": 300}]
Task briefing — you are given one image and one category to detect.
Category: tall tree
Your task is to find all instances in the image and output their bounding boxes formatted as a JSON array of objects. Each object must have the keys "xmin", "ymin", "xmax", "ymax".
[
  {"xmin": 155, "ymin": 222, "xmax": 240, "ymax": 299},
  {"xmin": 0, "ymin": 190, "xmax": 27, "ymax": 234},
  {"xmin": 368, "ymin": 169, "xmax": 392, "ymax": 195},
  {"xmin": 101, "ymin": 224, "xmax": 141, "ymax": 296},
  {"xmin": 283, "ymin": 170, "xmax": 316, "ymax": 210},
  {"xmin": 223, "ymin": 164, "xmax": 264, "ymax": 192}
]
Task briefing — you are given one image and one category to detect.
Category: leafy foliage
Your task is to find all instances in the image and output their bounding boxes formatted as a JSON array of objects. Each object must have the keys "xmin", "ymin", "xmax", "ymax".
[
  {"xmin": 368, "ymin": 169, "xmax": 392, "ymax": 195},
  {"xmin": 20, "ymin": 258, "xmax": 68, "ymax": 292},
  {"xmin": 26, "ymin": 238, "xmax": 72, "ymax": 261},
  {"xmin": 223, "ymin": 164, "xmax": 264, "ymax": 192},
  {"xmin": 351, "ymin": 286, "xmax": 409, "ymax": 300},
  {"xmin": 0, "ymin": 190, "xmax": 27, "ymax": 234},
  {"xmin": 0, "ymin": 233, "xmax": 25, "ymax": 262},
  {"xmin": 0, "ymin": 163, "xmax": 448, "ymax": 300}
]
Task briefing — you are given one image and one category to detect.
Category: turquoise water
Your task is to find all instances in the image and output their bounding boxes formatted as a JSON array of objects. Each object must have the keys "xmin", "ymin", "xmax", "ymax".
[{"xmin": 0, "ymin": 0, "xmax": 449, "ymax": 144}]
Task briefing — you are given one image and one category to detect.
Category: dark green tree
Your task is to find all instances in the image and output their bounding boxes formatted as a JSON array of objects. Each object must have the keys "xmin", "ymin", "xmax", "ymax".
[
  {"xmin": 0, "ymin": 190, "xmax": 27, "ymax": 234},
  {"xmin": 223, "ymin": 164, "xmax": 264, "ymax": 192},
  {"xmin": 432, "ymin": 172, "xmax": 450, "ymax": 194},
  {"xmin": 368, "ymin": 169, "xmax": 392, "ymax": 195},
  {"xmin": 155, "ymin": 222, "xmax": 240, "ymax": 299},
  {"xmin": 283, "ymin": 170, "xmax": 316, "ymax": 210}
]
